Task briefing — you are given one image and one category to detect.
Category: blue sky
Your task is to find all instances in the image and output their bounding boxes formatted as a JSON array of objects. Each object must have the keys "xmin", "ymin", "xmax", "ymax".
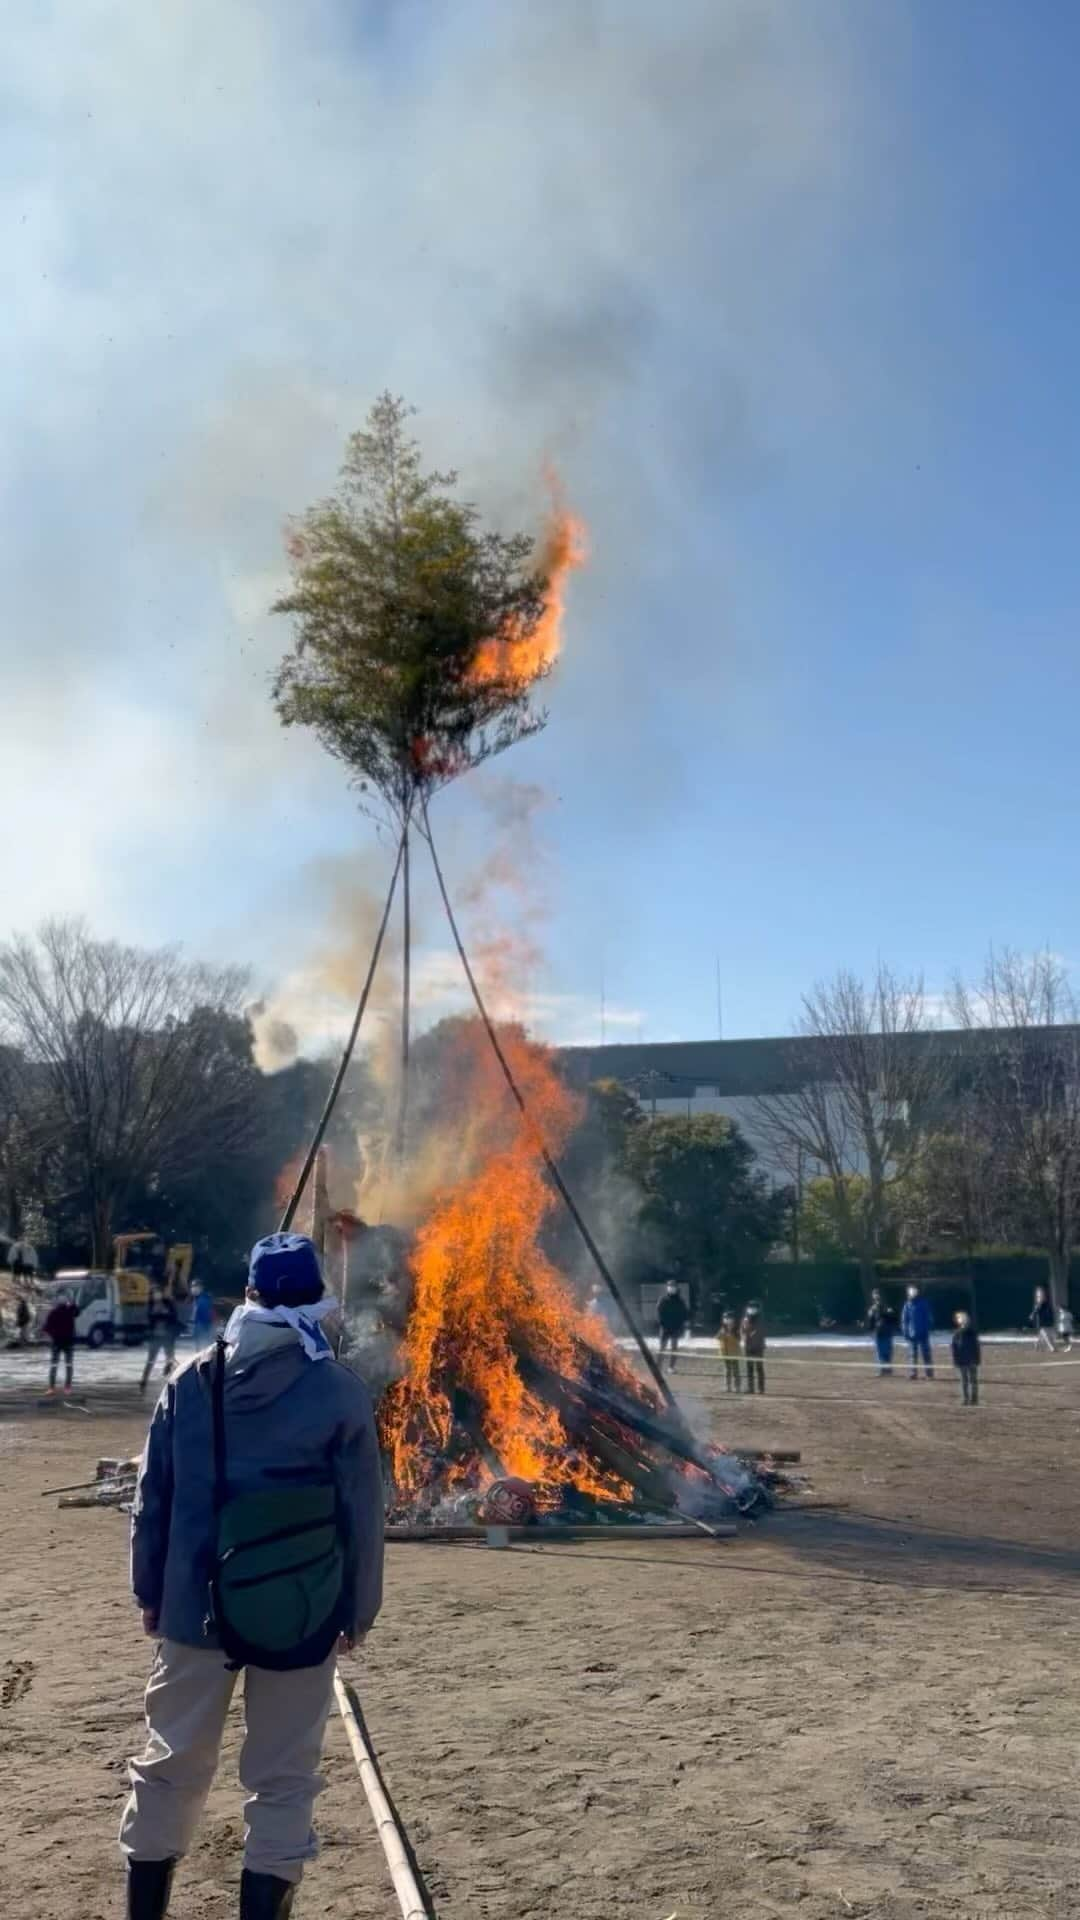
[{"xmin": 4, "ymin": 2, "xmax": 1079, "ymax": 1054}]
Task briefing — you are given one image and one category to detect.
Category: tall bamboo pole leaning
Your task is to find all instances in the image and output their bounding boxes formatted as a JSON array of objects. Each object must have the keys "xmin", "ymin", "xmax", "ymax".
[
  {"xmin": 278, "ymin": 833, "xmax": 405, "ymax": 1232},
  {"xmin": 394, "ymin": 817, "xmax": 412, "ymax": 1167}
]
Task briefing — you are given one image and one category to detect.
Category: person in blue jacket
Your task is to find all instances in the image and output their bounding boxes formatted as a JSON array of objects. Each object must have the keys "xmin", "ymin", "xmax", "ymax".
[
  {"xmin": 121, "ymin": 1235, "xmax": 384, "ymax": 1920},
  {"xmin": 189, "ymin": 1282, "xmax": 215, "ymax": 1344},
  {"xmin": 866, "ymin": 1288, "xmax": 899, "ymax": 1377},
  {"xmin": 900, "ymin": 1284, "xmax": 934, "ymax": 1379}
]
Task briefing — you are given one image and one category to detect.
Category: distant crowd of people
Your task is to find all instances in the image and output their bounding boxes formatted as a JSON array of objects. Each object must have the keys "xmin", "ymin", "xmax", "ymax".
[
  {"xmin": 654, "ymin": 1278, "xmax": 768, "ymax": 1391},
  {"xmin": 864, "ymin": 1280, "xmax": 1073, "ymax": 1407},
  {"xmin": 638, "ymin": 1274, "xmax": 1076, "ymax": 1412}
]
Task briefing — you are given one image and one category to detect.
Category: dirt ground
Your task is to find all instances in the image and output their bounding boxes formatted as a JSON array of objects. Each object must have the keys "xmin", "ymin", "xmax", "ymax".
[{"xmin": 2, "ymin": 1344, "xmax": 1079, "ymax": 1920}]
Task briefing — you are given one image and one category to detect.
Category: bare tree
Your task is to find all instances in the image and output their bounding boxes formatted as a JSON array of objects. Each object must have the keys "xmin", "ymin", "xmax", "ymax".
[
  {"xmin": 892, "ymin": 1121, "xmax": 1000, "ymax": 1257},
  {"xmin": 951, "ymin": 950, "xmax": 1080, "ymax": 1307},
  {"xmin": 0, "ymin": 921, "xmax": 256, "ymax": 1263},
  {"xmin": 752, "ymin": 966, "xmax": 942, "ymax": 1292}
]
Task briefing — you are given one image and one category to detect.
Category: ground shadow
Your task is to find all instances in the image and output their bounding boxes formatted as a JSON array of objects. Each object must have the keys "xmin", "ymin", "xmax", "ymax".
[
  {"xmin": 767, "ymin": 1506, "xmax": 1080, "ymax": 1593},
  {"xmin": 475, "ymin": 1503, "xmax": 1080, "ymax": 1598}
]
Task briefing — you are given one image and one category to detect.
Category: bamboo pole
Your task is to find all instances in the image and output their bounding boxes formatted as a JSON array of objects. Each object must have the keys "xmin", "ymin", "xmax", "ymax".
[
  {"xmin": 383, "ymin": 1522, "xmax": 733, "ymax": 1542},
  {"xmin": 334, "ymin": 1672, "xmax": 429, "ymax": 1920},
  {"xmin": 522, "ymin": 1357, "xmax": 717, "ymax": 1480},
  {"xmin": 737, "ymin": 1449, "xmax": 802, "ymax": 1465},
  {"xmin": 279, "ymin": 830, "xmax": 405, "ymax": 1231}
]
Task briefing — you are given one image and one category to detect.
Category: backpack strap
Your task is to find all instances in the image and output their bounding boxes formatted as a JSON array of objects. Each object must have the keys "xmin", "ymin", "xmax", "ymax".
[{"xmin": 212, "ymin": 1336, "xmax": 228, "ymax": 1516}]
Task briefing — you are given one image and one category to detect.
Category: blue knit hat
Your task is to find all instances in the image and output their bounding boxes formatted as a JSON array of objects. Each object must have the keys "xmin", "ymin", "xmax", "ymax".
[{"xmin": 247, "ymin": 1233, "xmax": 324, "ymax": 1308}]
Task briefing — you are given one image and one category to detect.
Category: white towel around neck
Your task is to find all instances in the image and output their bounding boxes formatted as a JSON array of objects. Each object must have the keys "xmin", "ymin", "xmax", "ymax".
[{"xmin": 224, "ymin": 1295, "xmax": 338, "ymax": 1363}]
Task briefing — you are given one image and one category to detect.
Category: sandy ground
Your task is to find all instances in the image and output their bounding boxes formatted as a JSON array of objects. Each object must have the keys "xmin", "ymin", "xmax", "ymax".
[{"xmin": 2, "ymin": 1344, "xmax": 1079, "ymax": 1919}]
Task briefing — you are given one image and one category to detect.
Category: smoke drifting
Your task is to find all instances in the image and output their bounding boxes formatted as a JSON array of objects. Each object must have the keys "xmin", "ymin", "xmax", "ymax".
[
  {"xmin": 248, "ymin": 845, "xmax": 410, "ymax": 1073},
  {"xmin": 4, "ymin": 1, "xmax": 868, "ymax": 953}
]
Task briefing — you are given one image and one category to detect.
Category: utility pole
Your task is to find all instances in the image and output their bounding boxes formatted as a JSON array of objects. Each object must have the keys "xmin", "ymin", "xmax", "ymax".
[{"xmin": 715, "ymin": 956, "xmax": 723, "ymax": 1042}]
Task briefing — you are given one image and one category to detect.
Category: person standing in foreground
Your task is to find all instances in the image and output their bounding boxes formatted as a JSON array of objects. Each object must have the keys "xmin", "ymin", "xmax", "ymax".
[
  {"xmin": 656, "ymin": 1279, "xmax": 691, "ymax": 1371},
  {"xmin": 1030, "ymin": 1285, "xmax": 1056, "ymax": 1352},
  {"xmin": 951, "ymin": 1310, "xmax": 981, "ymax": 1406},
  {"xmin": 121, "ymin": 1233, "xmax": 385, "ymax": 1919},
  {"xmin": 741, "ymin": 1302, "xmax": 766, "ymax": 1395},
  {"xmin": 43, "ymin": 1291, "xmax": 77, "ymax": 1395},
  {"xmin": 866, "ymin": 1288, "xmax": 899, "ymax": 1378},
  {"xmin": 900, "ymin": 1284, "xmax": 934, "ymax": 1380}
]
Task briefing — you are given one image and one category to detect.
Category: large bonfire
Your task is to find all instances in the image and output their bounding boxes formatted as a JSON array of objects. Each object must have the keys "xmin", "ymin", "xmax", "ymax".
[
  {"xmin": 358, "ymin": 1020, "xmax": 764, "ymax": 1526},
  {"xmin": 380, "ymin": 1021, "xmax": 621, "ymax": 1505},
  {"xmin": 273, "ymin": 420, "xmax": 773, "ymax": 1525}
]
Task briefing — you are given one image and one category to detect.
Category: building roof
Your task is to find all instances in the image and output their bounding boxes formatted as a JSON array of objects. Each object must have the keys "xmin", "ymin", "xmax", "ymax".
[
  {"xmin": 559, "ymin": 1025, "xmax": 1067, "ymax": 1099},
  {"xmin": 560, "ymin": 1035, "xmax": 814, "ymax": 1097}
]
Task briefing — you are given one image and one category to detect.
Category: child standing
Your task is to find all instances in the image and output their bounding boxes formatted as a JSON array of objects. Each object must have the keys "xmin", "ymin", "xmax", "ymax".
[
  {"xmin": 866, "ymin": 1287, "xmax": 899, "ymax": 1377},
  {"xmin": 741, "ymin": 1304, "xmax": 766, "ymax": 1395},
  {"xmin": 717, "ymin": 1312, "xmax": 741, "ymax": 1393},
  {"xmin": 951, "ymin": 1310, "xmax": 982, "ymax": 1406},
  {"xmin": 1056, "ymin": 1303, "xmax": 1074, "ymax": 1352}
]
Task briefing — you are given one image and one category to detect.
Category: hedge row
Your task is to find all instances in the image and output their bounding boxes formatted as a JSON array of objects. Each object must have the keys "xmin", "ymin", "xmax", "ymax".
[{"xmin": 744, "ymin": 1250, "xmax": 1075, "ymax": 1333}]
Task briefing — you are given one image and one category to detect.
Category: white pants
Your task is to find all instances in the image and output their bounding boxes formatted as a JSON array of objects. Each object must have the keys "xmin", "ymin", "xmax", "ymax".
[{"xmin": 120, "ymin": 1640, "xmax": 337, "ymax": 1884}]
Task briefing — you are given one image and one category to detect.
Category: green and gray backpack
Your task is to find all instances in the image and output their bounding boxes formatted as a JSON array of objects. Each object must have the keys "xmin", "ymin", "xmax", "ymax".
[{"xmin": 206, "ymin": 1339, "xmax": 348, "ymax": 1670}]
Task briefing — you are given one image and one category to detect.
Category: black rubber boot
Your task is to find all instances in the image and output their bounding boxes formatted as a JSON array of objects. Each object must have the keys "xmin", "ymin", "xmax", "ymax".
[
  {"xmin": 127, "ymin": 1858, "xmax": 176, "ymax": 1919},
  {"xmin": 240, "ymin": 1870, "xmax": 297, "ymax": 1918}
]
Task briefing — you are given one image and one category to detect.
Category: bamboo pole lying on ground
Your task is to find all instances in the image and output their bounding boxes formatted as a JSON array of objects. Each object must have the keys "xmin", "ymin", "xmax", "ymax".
[
  {"xmin": 334, "ymin": 1671, "xmax": 430, "ymax": 1920},
  {"xmin": 385, "ymin": 1522, "xmax": 734, "ymax": 1543}
]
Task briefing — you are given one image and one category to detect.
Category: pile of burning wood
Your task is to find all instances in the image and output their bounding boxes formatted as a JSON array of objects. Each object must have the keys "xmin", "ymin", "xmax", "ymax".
[
  {"xmin": 376, "ymin": 1336, "xmax": 796, "ymax": 1532},
  {"xmin": 315, "ymin": 1021, "xmax": 804, "ymax": 1536}
]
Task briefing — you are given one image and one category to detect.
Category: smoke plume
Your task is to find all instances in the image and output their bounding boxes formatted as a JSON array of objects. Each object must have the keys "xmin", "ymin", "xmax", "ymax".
[{"xmin": 4, "ymin": 0, "xmax": 869, "ymax": 957}]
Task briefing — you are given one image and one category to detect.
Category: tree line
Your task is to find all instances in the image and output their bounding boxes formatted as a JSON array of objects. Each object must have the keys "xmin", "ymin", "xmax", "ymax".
[
  {"xmin": 0, "ymin": 920, "xmax": 377, "ymax": 1282},
  {"xmin": 3, "ymin": 924, "xmax": 1076, "ymax": 1315},
  {"xmin": 749, "ymin": 953, "xmax": 1080, "ymax": 1308}
]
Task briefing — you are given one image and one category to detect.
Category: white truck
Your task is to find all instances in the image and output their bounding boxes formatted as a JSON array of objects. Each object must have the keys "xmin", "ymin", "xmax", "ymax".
[{"xmin": 46, "ymin": 1269, "xmax": 188, "ymax": 1349}]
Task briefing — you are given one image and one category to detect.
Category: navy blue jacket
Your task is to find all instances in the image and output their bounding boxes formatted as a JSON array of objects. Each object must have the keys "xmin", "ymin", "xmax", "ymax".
[
  {"xmin": 951, "ymin": 1326, "xmax": 981, "ymax": 1368},
  {"xmin": 901, "ymin": 1296, "xmax": 932, "ymax": 1342},
  {"xmin": 131, "ymin": 1334, "xmax": 384, "ymax": 1647},
  {"xmin": 657, "ymin": 1292, "xmax": 690, "ymax": 1336}
]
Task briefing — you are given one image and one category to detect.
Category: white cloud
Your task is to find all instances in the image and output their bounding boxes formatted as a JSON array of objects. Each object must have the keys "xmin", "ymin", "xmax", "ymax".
[{"xmin": 2, "ymin": 0, "xmax": 873, "ymax": 1000}]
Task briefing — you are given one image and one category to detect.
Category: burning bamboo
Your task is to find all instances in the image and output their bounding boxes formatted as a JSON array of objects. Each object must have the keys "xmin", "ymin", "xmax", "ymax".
[{"xmin": 521, "ymin": 1357, "xmax": 710, "ymax": 1479}]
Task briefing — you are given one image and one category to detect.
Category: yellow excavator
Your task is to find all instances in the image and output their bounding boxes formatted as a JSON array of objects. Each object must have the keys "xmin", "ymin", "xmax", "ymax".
[
  {"xmin": 113, "ymin": 1231, "xmax": 192, "ymax": 1289},
  {"xmin": 112, "ymin": 1233, "xmax": 193, "ymax": 1312}
]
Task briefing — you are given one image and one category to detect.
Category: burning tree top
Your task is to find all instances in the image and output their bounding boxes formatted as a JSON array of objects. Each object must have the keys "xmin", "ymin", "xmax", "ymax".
[{"xmin": 272, "ymin": 393, "xmax": 585, "ymax": 823}]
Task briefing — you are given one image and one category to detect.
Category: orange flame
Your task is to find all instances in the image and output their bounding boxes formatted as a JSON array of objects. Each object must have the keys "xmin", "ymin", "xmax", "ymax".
[
  {"xmin": 471, "ymin": 484, "xmax": 588, "ymax": 691},
  {"xmin": 379, "ymin": 1020, "xmax": 636, "ymax": 1508}
]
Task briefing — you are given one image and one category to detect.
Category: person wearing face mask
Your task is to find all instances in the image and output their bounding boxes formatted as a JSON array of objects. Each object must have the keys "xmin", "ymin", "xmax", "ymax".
[
  {"xmin": 900, "ymin": 1284, "xmax": 934, "ymax": 1380},
  {"xmin": 121, "ymin": 1233, "xmax": 384, "ymax": 1920}
]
